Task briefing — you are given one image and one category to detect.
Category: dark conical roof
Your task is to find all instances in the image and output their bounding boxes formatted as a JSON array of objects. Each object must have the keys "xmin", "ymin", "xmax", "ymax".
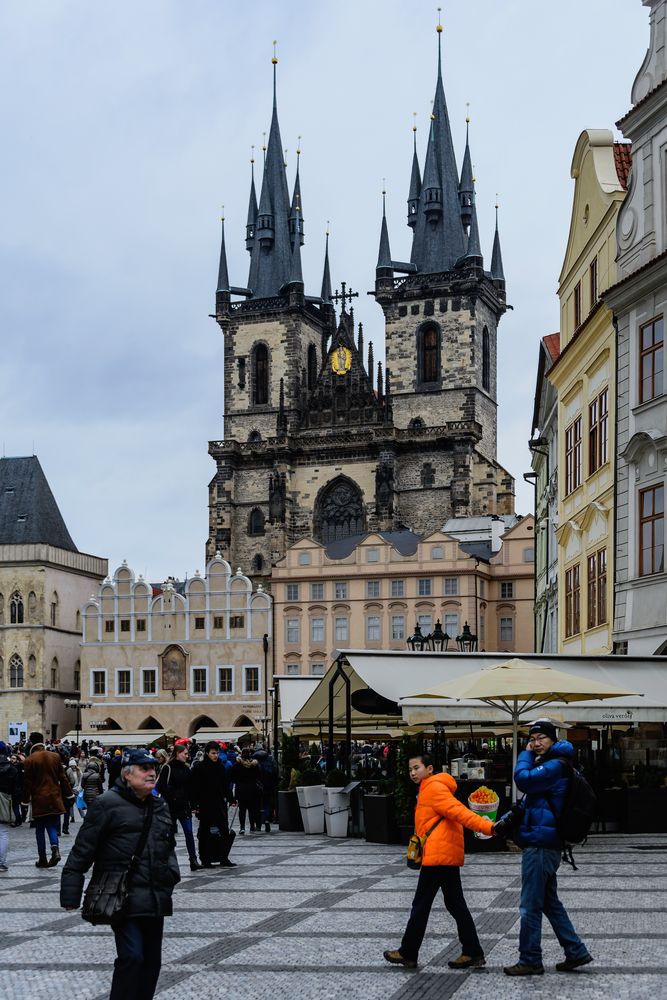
[
  {"xmin": 491, "ymin": 205, "xmax": 505, "ymax": 282},
  {"xmin": 321, "ymin": 232, "xmax": 332, "ymax": 303},
  {"xmin": 246, "ymin": 160, "xmax": 258, "ymax": 229},
  {"xmin": 377, "ymin": 192, "xmax": 393, "ymax": 269},
  {"xmin": 408, "ymin": 133, "xmax": 422, "ymax": 203},
  {"xmin": 290, "ymin": 153, "xmax": 304, "ymax": 247},
  {"xmin": 0, "ymin": 456, "xmax": 77, "ymax": 551},
  {"xmin": 459, "ymin": 118, "xmax": 474, "ymax": 230},
  {"xmin": 216, "ymin": 215, "xmax": 230, "ymax": 293},
  {"xmin": 409, "ymin": 28, "xmax": 466, "ymax": 273},
  {"xmin": 288, "ymin": 208, "xmax": 304, "ymax": 285},
  {"xmin": 465, "ymin": 185, "xmax": 483, "ymax": 263}
]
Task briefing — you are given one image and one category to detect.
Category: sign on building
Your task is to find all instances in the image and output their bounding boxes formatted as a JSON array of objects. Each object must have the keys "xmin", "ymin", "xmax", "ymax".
[{"xmin": 8, "ymin": 721, "xmax": 28, "ymax": 743}]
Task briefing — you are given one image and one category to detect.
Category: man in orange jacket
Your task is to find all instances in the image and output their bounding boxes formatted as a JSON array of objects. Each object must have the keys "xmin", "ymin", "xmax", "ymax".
[{"xmin": 384, "ymin": 753, "xmax": 494, "ymax": 970}]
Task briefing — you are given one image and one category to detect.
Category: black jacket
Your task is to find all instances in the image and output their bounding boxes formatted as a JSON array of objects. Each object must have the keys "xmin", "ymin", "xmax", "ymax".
[
  {"xmin": 0, "ymin": 756, "xmax": 19, "ymax": 815},
  {"xmin": 156, "ymin": 760, "xmax": 193, "ymax": 818},
  {"xmin": 60, "ymin": 780, "xmax": 180, "ymax": 917},
  {"xmin": 190, "ymin": 756, "xmax": 233, "ymax": 825},
  {"xmin": 231, "ymin": 758, "xmax": 262, "ymax": 799}
]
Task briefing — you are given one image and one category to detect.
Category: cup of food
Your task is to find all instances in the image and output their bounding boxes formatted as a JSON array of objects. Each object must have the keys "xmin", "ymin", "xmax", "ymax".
[{"xmin": 468, "ymin": 785, "xmax": 500, "ymax": 839}]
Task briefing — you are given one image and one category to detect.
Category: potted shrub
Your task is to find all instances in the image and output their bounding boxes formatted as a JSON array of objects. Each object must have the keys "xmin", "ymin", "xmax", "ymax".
[
  {"xmin": 364, "ymin": 778, "xmax": 400, "ymax": 844},
  {"xmin": 295, "ymin": 769, "xmax": 325, "ymax": 834},
  {"xmin": 278, "ymin": 736, "xmax": 304, "ymax": 832},
  {"xmin": 324, "ymin": 769, "xmax": 350, "ymax": 838}
]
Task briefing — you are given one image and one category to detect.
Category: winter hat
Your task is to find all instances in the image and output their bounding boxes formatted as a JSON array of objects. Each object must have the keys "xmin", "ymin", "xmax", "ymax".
[
  {"xmin": 0, "ymin": 741, "xmax": 8, "ymax": 755},
  {"xmin": 529, "ymin": 719, "xmax": 558, "ymax": 743}
]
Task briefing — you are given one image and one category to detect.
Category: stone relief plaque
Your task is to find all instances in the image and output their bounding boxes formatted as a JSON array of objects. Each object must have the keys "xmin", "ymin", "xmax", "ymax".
[{"xmin": 160, "ymin": 645, "xmax": 187, "ymax": 690}]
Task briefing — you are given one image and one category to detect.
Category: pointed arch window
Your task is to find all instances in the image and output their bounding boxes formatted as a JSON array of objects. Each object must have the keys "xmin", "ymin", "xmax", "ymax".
[
  {"xmin": 0, "ymin": 594, "xmax": 4, "ymax": 626},
  {"xmin": 307, "ymin": 343, "xmax": 318, "ymax": 390},
  {"xmin": 9, "ymin": 653, "xmax": 23, "ymax": 688},
  {"xmin": 10, "ymin": 591, "xmax": 23, "ymax": 625},
  {"xmin": 314, "ymin": 476, "xmax": 366, "ymax": 544},
  {"xmin": 418, "ymin": 324, "xmax": 440, "ymax": 385},
  {"xmin": 252, "ymin": 343, "xmax": 269, "ymax": 405},
  {"xmin": 248, "ymin": 508, "xmax": 266, "ymax": 536},
  {"xmin": 482, "ymin": 326, "xmax": 490, "ymax": 392},
  {"xmin": 252, "ymin": 554, "xmax": 264, "ymax": 573}
]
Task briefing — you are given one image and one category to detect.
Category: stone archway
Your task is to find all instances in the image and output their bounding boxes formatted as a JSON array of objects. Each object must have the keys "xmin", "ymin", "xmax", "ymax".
[
  {"xmin": 138, "ymin": 716, "xmax": 163, "ymax": 730},
  {"xmin": 189, "ymin": 715, "xmax": 219, "ymax": 736}
]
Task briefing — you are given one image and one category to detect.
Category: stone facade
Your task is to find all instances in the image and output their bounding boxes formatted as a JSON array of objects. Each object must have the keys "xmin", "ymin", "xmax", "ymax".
[{"xmin": 79, "ymin": 555, "xmax": 273, "ymax": 739}]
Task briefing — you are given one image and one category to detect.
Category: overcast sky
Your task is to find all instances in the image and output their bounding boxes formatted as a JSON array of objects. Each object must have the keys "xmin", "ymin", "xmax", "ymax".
[{"xmin": 0, "ymin": 0, "xmax": 649, "ymax": 581}]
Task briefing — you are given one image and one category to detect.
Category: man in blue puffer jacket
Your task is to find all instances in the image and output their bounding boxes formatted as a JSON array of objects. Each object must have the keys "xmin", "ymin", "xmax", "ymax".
[{"xmin": 501, "ymin": 720, "xmax": 592, "ymax": 977}]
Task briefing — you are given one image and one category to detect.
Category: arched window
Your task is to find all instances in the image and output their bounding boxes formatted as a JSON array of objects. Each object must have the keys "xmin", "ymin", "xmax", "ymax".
[
  {"xmin": 50, "ymin": 592, "xmax": 59, "ymax": 627},
  {"xmin": 252, "ymin": 343, "xmax": 269, "ymax": 405},
  {"xmin": 248, "ymin": 508, "xmax": 265, "ymax": 536},
  {"xmin": 314, "ymin": 476, "xmax": 366, "ymax": 544},
  {"xmin": 307, "ymin": 343, "xmax": 318, "ymax": 390},
  {"xmin": 482, "ymin": 326, "xmax": 490, "ymax": 392},
  {"xmin": 252, "ymin": 554, "xmax": 264, "ymax": 573},
  {"xmin": 50, "ymin": 657, "xmax": 59, "ymax": 689},
  {"xmin": 28, "ymin": 591, "xmax": 37, "ymax": 622},
  {"xmin": 0, "ymin": 594, "xmax": 4, "ymax": 626},
  {"xmin": 10, "ymin": 591, "xmax": 23, "ymax": 625},
  {"xmin": 409, "ymin": 417, "xmax": 424, "ymax": 432},
  {"xmin": 28, "ymin": 654, "xmax": 36, "ymax": 677},
  {"xmin": 419, "ymin": 324, "xmax": 440, "ymax": 384},
  {"xmin": 9, "ymin": 654, "xmax": 23, "ymax": 688},
  {"xmin": 248, "ymin": 430, "xmax": 262, "ymax": 445}
]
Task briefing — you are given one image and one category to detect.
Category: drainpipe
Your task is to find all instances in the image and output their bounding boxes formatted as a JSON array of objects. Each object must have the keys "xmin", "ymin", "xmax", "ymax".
[
  {"xmin": 612, "ymin": 315, "xmax": 619, "ymax": 651},
  {"xmin": 526, "ymin": 438, "xmax": 550, "ymax": 652}
]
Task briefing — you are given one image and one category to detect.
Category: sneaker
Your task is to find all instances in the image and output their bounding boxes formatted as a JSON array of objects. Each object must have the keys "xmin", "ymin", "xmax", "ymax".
[
  {"xmin": 239, "ymin": 828, "xmax": 245, "ymax": 835},
  {"xmin": 383, "ymin": 950, "xmax": 417, "ymax": 969},
  {"xmin": 448, "ymin": 954, "xmax": 485, "ymax": 969},
  {"xmin": 504, "ymin": 963, "xmax": 544, "ymax": 976},
  {"xmin": 556, "ymin": 953, "xmax": 593, "ymax": 972}
]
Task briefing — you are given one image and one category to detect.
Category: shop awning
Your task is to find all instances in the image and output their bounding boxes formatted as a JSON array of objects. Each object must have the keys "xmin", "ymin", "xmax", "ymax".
[
  {"xmin": 278, "ymin": 677, "xmax": 321, "ymax": 729},
  {"xmin": 63, "ymin": 729, "xmax": 175, "ymax": 747},
  {"xmin": 193, "ymin": 727, "xmax": 257, "ymax": 743}
]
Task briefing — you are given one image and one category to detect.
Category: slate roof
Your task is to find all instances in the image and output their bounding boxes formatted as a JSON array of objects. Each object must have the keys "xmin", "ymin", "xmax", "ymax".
[
  {"xmin": 0, "ymin": 456, "xmax": 77, "ymax": 551},
  {"xmin": 324, "ymin": 530, "xmax": 420, "ymax": 560},
  {"xmin": 614, "ymin": 143, "xmax": 632, "ymax": 190},
  {"xmin": 459, "ymin": 540, "xmax": 492, "ymax": 562}
]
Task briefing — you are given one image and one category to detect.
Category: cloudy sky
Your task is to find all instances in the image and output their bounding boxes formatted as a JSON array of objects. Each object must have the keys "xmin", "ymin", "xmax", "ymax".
[{"xmin": 0, "ymin": 0, "xmax": 648, "ymax": 581}]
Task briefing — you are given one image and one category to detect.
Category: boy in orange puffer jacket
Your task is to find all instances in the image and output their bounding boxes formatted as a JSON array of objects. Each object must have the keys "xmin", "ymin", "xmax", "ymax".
[{"xmin": 383, "ymin": 753, "xmax": 495, "ymax": 971}]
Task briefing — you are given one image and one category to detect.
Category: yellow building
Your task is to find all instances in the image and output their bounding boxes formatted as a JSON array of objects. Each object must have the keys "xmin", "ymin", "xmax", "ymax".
[{"xmin": 549, "ymin": 130, "xmax": 630, "ymax": 653}]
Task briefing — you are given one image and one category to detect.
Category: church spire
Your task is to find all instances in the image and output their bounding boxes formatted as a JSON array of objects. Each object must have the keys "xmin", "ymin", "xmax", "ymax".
[
  {"xmin": 289, "ymin": 142, "xmax": 305, "ymax": 248},
  {"xmin": 246, "ymin": 152, "xmax": 258, "ymax": 252},
  {"xmin": 409, "ymin": 15, "xmax": 466, "ymax": 273},
  {"xmin": 288, "ymin": 198, "xmax": 304, "ymax": 286},
  {"xmin": 376, "ymin": 188, "xmax": 393, "ymax": 275},
  {"xmin": 464, "ymin": 178, "xmax": 483, "ymax": 266},
  {"xmin": 491, "ymin": 202, "xmax": 505, "ymax": 283},
  {"xmin": 321, "ymin": 229, "xmax": 332, "ymax": 303},
  {"xmin": 459, "ymin": 113, "xmax": 473, "ymax": 232},
  {"xmin": 216, "ymin": 210, "xmax": 230, "ymax": 294},
  {"xmin": 407, "ymin": 114, "xmax": 421, "ymax": 229}
]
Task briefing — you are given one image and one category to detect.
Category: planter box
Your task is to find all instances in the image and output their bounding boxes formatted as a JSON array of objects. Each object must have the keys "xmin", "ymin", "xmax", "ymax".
[
  {"xmin": 296, "ymin": 784, "xmax": 325, "ymax": 834},
  {"xmin": 363, "ymin": 794, "xmax": 400, "ymax": 844},
  {"xmin": 324, "ymin": 787, "xmax": 350, "ymax": 837},
  {"xmin": 278, "ymin": 790, "xmax": 303, "ymax": 832}
]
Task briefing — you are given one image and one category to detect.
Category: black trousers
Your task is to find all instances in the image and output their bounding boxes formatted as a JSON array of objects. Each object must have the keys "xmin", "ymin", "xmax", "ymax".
[
  {"xmin": 400, "ymin": 865, "xmax": 483, "ymax": 961},
  {"xmin": 110, "ymin": 917, "xmax": 164, "ymax": 1000}
]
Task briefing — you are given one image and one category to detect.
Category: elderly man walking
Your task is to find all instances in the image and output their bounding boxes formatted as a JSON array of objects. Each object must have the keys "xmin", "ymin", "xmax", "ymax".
[
  {"xmin": 61, "ymin": 748, "xmax": 180, "ymax": 1000},
  {"xmin": 22, "ymin": 734, "xmax": 73, "ymax": 868}
]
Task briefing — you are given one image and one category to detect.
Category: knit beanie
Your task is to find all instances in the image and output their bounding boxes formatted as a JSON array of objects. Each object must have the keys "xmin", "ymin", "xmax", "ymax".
[{"xmin": 529, "ymin": 719, "xmax": 558, "ymax": 743}]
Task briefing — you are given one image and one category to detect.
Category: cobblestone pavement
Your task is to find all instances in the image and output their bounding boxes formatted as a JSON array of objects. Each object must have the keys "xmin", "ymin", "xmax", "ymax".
[{"xmin": 1, "ymin": 820, "xmax": 666, "ymax": 999}]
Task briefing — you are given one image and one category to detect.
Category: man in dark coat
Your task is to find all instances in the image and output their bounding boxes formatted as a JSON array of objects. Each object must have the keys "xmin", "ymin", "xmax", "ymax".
[
  {"xmin": 190, "ymin": 741, "xmax": 236, "ymax": 867},
  {"xmin": 61, "ymin": 748, "xmax": 180, "ymax": 1000},
  {"xmin": 22, "ymin": 735, "xmax": 73, "ymax": 868},
  {"xmin": 0, "ymin": 740, "xmax": 19, "ymax": 870}
]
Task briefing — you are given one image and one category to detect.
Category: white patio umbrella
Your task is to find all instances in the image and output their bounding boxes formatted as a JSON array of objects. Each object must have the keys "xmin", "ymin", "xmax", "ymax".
[{"xmin": 407, "ymin": 658, "xmax": 638, "ymax": 800}]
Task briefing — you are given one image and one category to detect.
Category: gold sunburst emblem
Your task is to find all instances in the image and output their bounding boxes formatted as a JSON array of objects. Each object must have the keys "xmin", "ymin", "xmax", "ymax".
[{"xmin": 330, "ymin": 345, "xmax": 352, "ymax": 375}]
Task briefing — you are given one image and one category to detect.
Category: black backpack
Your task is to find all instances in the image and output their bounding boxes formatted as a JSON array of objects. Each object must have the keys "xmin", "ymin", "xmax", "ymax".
[{"xmin": 548, "ymin": 757, "xmax": 597, "ymax": 869}]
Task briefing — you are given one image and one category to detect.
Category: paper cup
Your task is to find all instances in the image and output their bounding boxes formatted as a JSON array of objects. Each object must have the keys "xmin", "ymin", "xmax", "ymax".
[{"xmin": 468, "ymin": 795, "xmax": 499, "ymax": 839}]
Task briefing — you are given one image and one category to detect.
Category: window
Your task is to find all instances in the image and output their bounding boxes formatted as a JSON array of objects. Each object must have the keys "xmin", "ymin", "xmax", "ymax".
[
  {"xmin": 142, "ymin": 670, "xmax": 157, "ymax": 695},
  {"xmin": 391, "ymin": 615, "xmax": 405, "ymax": 640},
  {"xmin": 230, "ymin": 615, "xmax": 244, "ymax": 629},
  {"xmin": 194, "ymin": 617, "xmax": 205, "ymax": 630},
  {"xmin": 92, "ymin": 670, "xmax": 106, "ymax": 696},
  {"xmin": 248, "ymin": 508, "xmax": 265, "ymax": 536},
  {"xmin": 311, "ymin": 663, "xmax": 325, "ymax": 677},
  {"xmin": 443, "ymin": 613, "xmax": 458, "ymax": 637},
  {"xmin": 479, "ymin": 580, "xmax": 485, "ymax": 598},
  {"xmin": 482, "ymin": 326, "xmax": 490, "ymax": 391},
  {"xmin": 639, "ymin": 316, "xmax": 664, "ymax": 403},
  {"xmin": 500, "ymin": 582, "xmax": 514, "ymax": 599},
  {"xmin": 9, "ymin": 654, "xmax": 23, "ymax": 688},
  {"xmin": 335, "ymin": 617, "xmax": 349, "ymax": 641},
  {"xmin": 244, "ymin": 666, "xmax": 260, "ymax": 693},
  {"xmin": 311, "ymin": 617, "xmax": 325, "ymax": 643},
  {"xmin": 50, "ymin": 595, "xmax": 58, "ymax": 626},
  {"xmin": 391, "ymin": 580, "xmax": 405, "ymax": 598},
  {"xmin": 523, "ymin": 547, "xmax": 535, "ymax": 563},
  {"xmin": 420, "ymin": 325, "xmax": 440, "ymax": 383},
  {"xmin": 589, "ymin": 256, "xmax": 598, "ymax": 306},
  {"xmin": 105, "ymin": 620, "xmax": 114, "ymax": 634},
  {"xmin": 252, "ymin": 554, "xmax": 264, "ymax": 573},
  {"xmin": 334, "ymin": 581, "xmax": 348, "ymax": 599},
  {"xmin": 499, "ymin": 617, "xmax": 513, "ymax": 643},
  {"xmin": 192, "ymin": 668, "xmax": 208, "ymax": 694},
  {"xmin": 589, "ymin": 387, "xmax": 608, "ymax": 474},
  {"xmin": 51, "ymin": 659, "xmax": 58, "ymax": 688},
  {"xmin": 421, "ymin": 463, "xmax": 435, "ymax": 488},
  {"xmin": 307, "ymin": 343, "xmax": 318, "ymax": 390},
  {"xmin": 565, "ymin": 565, "xmax": 581, "ymax": 637},
  {"xmin": 120, "ymin": 619, "xmax": 130, "ymax": 633},
  {"xmin": 74, "ymin": 661, "xmax": 80, "ymax": 692},
  {"xmin": 366, "ymin": 615, "xmax": 381, "ymax": 641},
  {"xmin": 10, "ymin": 591, "xmax": 23, "ymax": 625},
  {"xmin": 418, "ymin": 578, "xmax": 432, "ymax": 597},
  {"xmin": 253, "ymin": 343, "xmax": 269, "ymax": 405},
  {"xmin": 587, "ymin": 548, "xmax": 607, "ymax": 628},
  {"xmin": 286, "ymin": 583, "xmax": 300, "ymax": 601},
  {"xmin": 419, "ymin": 613, "xmax": 433, "ymax": 633},
  {"xmin": 116, "ymin": 670, "xmax": 131, "ymax": 695},
  {"xmin": 573, "ymin": 281, "xmax": 582, "ymax": 328},
  {"xmin": 479, "ymin": 615, "xmax": 485, "ymax": 641},
  {"xmin": 314, "ymin": 476, "xmax": 366, "ymax": 544},
  {"xmin": 565, "ymin": 416, "xmax": 582, "ymax": 494},
  {"xmin": 431, "ymin": 546, "xmax": 443, "ymax": 560},
  {"xmin": 286, "ymin": 618, "xmax": 300, "ymax": 643},
  {"xmin": 311, "ymin": 583, "xmax": 324, "ymax": 600},
  {"xmin": 366, "ymin": 549, "xmax": 379, "ymax": 564},
  {"xmin": 298, "ymin": 552, "xmax": 311, "ymax": 566},
  {"xmin": 213, "ymin": 616, "xmax": 224, "ymax": 630},
  {"xmin": 367, "ymin": 580, "xmax": 381, "ymax": 598},
  {"xmin": 218, "ymin": 667, "xmax": 233, "ymax": 693},
  {"xmin": 444, "ymin": 577, "xmax": 458, "ymax": 596},
  {"xmin": 285, "ymin": 663, "xmax": 301, "ymax": 676},
  {"xmin": 639, "ymin": 484, "xmax": 664, "ymax": 576},
  {"xmin": 136, "ymin": 619, "xmax": 146, "ymax": 632}
]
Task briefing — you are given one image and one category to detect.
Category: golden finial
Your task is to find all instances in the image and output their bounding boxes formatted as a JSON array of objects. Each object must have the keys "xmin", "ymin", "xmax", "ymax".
[
  {"xmin": 412, "ymin": 111, "xmax": 417, "ymax": 133},
  {"xmin": 221, "ymin": 204, "xmax": 225, "ymax": 222},
  {"xmin": 272, "ymin": 40, "xmax": 278, "ymax": 65},
  {"xmin": 382, "ymin": 176, "xmax": 386, "ymax": 195},
  {"xmin": 297, "ymin": 134, "xmax": 301, "ymax": 156},
  {"xmin": 326, "ymin": 219, "xmax": 330, "ymax": 237},
  {"xmin": 250, "ymin": 144, "xmax": 255, "ymax": 165},
  {"xmin": 436, "ymin": 6, "xmax": 443, "ymax": 32},
  {"xmin": 466, "ymin": 101, "xmax": 470, "ymax": 125},
  {"xmin": 262, "ymin": 131, "xmax": 266, "ymax": 153},
  {"xmin": 495, "ymin": 193, "xmax": 500, "ymax": 210}
]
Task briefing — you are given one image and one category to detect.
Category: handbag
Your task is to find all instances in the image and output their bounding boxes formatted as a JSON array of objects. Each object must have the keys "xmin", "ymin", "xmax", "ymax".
[
  {"xmin": 0, "ymin": 792, "xmax": 13, "ymax": 824},
  {"xmin": 81, "ymin": 798, "xmax": 153, "ymax": 925},
  {"xmin": 406, "ymin": 817, "xmax": 443, "ymax": 870}
]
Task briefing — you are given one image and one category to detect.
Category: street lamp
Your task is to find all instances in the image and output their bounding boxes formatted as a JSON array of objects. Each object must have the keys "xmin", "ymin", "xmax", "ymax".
[
  {"xmin": 430, "ymin": 620, "xmax": 450, "ymax": 652},
  {"xmin": 64, "ymin": 698, "xmax": 92, "ymax": 748},
  {"xmin": 407, "ymin": 622, "xmax": 430, "ymax": 651},
  {"xmin": 456, "ymin": 621, "xmax": 478, "ymax": 653}
]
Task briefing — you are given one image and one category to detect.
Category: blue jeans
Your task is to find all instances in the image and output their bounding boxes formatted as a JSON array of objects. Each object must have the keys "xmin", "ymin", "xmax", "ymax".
[
  {"xmin": 110, "ymin": 917, "xmax": 164, "ymax": 1000},
  {"xmin": 34, "ymin": 816, "xmax": 59, "ymax": 858},
  {"xmin": 519, "ymin": 847, "xmax": 588, "ymax": 966},
  {"xmin": 173, "ymin": 815, "xmax": 197, "ymax": 862}
]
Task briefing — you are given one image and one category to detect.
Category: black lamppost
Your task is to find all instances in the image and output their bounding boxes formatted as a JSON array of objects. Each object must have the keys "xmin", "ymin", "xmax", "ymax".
[
  {"xmin": 407, "ymin": 622, "xmax": 430, "ymax": 651},
  {"xmin": 430, "ymin": 620, "xmax": 450, "ymax": 652},
  {"xmin": 64, "ymin": 698, "xmax": 92, "ymax": 748},
  {"xmin": 456, "ymin": 621, "xmax": 478, "ymax": 653},
  {"xmin": 262, "ymin": 633, "xmax": 269, "ymax": 748}
]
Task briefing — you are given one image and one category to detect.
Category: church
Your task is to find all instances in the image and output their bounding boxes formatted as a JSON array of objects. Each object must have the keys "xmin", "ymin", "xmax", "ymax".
[{"xmin": 208, "ymin": 24, "xmax": 515, "ymax": 584}]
